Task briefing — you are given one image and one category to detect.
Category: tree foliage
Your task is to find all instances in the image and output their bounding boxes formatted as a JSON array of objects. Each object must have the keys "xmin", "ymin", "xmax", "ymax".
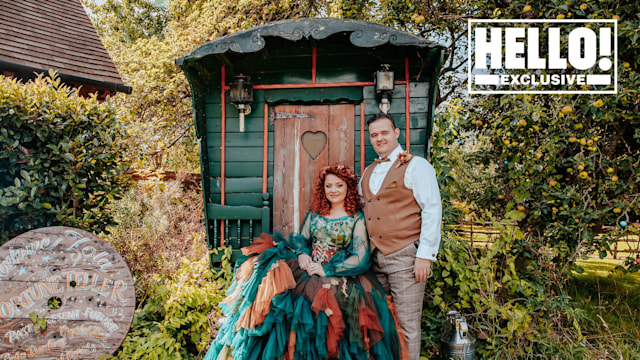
[
  {"xmin": 459, "ymin": 0, "xmax": 640, "ymax": 270},
  {"xmin": 0, "ymin": 73, "xmax": 130, "ymax": 244}
]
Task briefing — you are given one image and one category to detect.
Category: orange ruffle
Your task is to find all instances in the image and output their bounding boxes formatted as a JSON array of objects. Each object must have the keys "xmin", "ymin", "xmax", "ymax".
[
  {"xmin": 357, "ymin": 304, "xmax": 384, "ymax": 351},
  {"xmin": 236, "ymin": 255, "xmax": 257, "ymax": 282},
  {"xmin": 242, "ymin": 259, "xmax": 296, "ymax": 329},
  {"xmin": 285, "ymin": 329, "xmax": 296, "ymax": 360},
  {"xmin": 241, "ymin": 233, "xmax": 275, "ymax": 256},
  {"xmin": 386, "ymin": 295, "xmax": 409, "ymax": 360},
  {"xmin": 311, "ymin": 288, "xmax": 345, "ymax": 358}
]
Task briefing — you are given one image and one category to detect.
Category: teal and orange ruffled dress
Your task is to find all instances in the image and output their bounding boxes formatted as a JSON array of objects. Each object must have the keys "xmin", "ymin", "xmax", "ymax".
[{"xmin": 204, "ymin": 211, "xmax": 407, "ymax": 360}]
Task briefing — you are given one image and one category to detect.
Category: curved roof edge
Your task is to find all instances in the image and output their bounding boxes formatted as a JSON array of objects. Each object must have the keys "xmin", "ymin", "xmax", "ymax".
[{"xmin": 177, "ymin": 18, "xmax": 444, "ymax": 65}]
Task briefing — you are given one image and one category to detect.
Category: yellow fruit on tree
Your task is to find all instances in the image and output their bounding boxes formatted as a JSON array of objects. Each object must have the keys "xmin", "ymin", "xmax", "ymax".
[
  {"xmin": 611, "ymin": 175, "xmax": 618, "ymax": 182},
  {"xmin": 593, "ymin": 99, "xmax": 604, "ymax": 107},
  {"xmin": 561, "ymin": 105, "xmax": 573, "ymax": 113},
  {"xmin": 523, "ymin": 4, "xmax": 532, "ymax": 12},
  {"xmin": 613, "ymin": 208, "xmax": 621, "ymax": 213},
  {"xmin": 606, "ymin": 167, "xmax": 614, "ymax": 173},
  {"xmin": 579, "ymin": 171, "xmax": 588, "ymax": 179}
]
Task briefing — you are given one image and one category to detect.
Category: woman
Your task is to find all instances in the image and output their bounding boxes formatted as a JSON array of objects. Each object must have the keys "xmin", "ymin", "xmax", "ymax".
[{"xmin": 205, "ymin": 164, "xmax": 406, "ymax": 360}]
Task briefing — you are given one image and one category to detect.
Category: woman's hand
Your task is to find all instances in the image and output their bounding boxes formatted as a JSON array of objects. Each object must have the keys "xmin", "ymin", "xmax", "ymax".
[
  {"xmin": 298, "ymin": 254, "xmax": 312, "ymax": 271},
  {"xmin": 307, "ymin": 262, "xmax": 326, "ymax": 277}
]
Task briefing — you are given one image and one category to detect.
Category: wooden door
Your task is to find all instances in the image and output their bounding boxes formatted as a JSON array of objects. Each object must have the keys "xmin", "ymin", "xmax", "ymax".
[{"xmin": 273, "ymin": 104, "xmax": 354, "ymax": 235}]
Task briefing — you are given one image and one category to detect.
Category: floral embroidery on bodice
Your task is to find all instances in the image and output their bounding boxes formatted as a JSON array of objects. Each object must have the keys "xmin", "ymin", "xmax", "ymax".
[{"xmin": 309, "ymin": 214, "xmax": 356, "ymax": 265}]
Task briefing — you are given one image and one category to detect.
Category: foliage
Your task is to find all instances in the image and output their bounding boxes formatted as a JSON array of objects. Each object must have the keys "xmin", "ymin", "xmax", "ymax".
[
  {"xmin": 0, "ymin": 73, "xmax": 130, "ymax": 245},
  {"xmin": 112, "ymin": 253, "xmax": 226, "ymax": 359},
  {"xmin": 423, "ymin": 216, "xmax": 640, "ymax": 359},
  {"xmin": 101, "ymin": 178, "xmax": 234, "ymax": 359},
  {"xmin": 431, "ymin": 101, "xmax": 501, "ymax": 221},
  {"xmin": 459, "ymin": 0, "xmax": 640, "ymax": 271},
  {"xmin": 102, "ymin": 177, "xmax": 207, "ymax": 296}
]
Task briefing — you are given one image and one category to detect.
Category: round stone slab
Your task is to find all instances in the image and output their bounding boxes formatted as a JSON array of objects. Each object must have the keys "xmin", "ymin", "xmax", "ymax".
[{"xmin": 0, "ymin": 227, "xmax": 135, "ymax": 359}]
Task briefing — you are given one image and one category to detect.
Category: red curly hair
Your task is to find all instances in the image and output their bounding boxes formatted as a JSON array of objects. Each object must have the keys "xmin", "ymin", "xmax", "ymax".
[{"xmin": 310, "ymin": 164, "xmax": 362, "ymax": 216}]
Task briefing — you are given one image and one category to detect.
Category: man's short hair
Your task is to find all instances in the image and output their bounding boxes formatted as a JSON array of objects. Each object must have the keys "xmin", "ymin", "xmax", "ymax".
[{"xmin": 366, "ymin": 113, "xmax": 397, "ymax": 129}]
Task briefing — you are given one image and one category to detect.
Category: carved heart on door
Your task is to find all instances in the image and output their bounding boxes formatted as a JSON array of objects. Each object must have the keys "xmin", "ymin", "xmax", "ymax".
[{"xmin": 301, "ymin": 131, "xmax": 327, "ymax": 160}]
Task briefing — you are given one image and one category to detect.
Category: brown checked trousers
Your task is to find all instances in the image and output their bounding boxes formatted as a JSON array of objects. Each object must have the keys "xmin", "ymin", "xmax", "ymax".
[{"xmin": 372, "ymin": 242, "xmax": 426, "ymax": 360}]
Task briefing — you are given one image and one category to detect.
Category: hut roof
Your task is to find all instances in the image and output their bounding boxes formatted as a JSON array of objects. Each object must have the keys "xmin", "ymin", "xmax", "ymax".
[
  {"xmin": 0, "ymin": 0, "xmax": 131, "ymax": 94},
  {"xmin": 177, "ymin": 17, "xmax": 444, "ymax": 65}
]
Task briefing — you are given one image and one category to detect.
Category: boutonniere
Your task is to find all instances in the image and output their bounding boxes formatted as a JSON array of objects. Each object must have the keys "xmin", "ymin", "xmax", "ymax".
[
  {"xmin": 387, "ymin": 181, "xmax": 399, "ymax": 189},
  {"xmin": 395, "ymin": 151, "xmax": 413, "ymax": 168}
]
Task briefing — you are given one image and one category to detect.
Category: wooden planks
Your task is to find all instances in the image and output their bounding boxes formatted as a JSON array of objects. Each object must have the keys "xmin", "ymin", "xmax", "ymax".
[
  {"xmin": 273, "ymin": 104, "xmax": 354, "ymax": 235},
  {"xmin": 0, "ymin": 227, "xmax": 135, "ymax": 359}
]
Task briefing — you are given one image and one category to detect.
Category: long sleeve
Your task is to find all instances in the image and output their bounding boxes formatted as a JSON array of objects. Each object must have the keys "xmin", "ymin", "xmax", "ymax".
[
  {"xmin": 405, "ymin": 157, "xmax": 442, "ymax": 260},
  {"xmin": 322, "ymin": 214, "xmax": 371, "ymax": 277},
  {"xmin": 289, "ymin": 211, "xmax": 312, "ymax": 256}
]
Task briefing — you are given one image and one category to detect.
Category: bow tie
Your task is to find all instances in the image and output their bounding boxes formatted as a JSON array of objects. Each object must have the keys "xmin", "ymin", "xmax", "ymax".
[{"xmin": 374, "ymin": 157, "xmax": 391, "ymax": 163}]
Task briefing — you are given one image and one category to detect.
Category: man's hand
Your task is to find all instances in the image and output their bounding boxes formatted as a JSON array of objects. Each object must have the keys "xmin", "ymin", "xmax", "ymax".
[
  {"xmin": 413, "ymin": 257, "xmax": 432, "ymax": 282},
  {"xmin": 298, "ymin": 254, "xmax": 312, "ymax": 271}
]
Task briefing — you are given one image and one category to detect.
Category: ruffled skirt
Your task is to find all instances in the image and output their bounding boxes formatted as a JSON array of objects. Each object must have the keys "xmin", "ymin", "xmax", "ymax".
[{"xmin": 204, "ymin": 234, "xmax": 407, "ymax": 360}]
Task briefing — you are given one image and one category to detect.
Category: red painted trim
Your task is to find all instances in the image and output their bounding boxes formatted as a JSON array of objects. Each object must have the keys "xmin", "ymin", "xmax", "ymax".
[
  {"xmin": 253, "ymin": 81, "xmax": 375, "ymax": 90},
  {"xmin": 263, "ymin": 103, "xmax": 268, "ymax": 193},
  {"xmin": 360, "ymin": 103, "xmax": 365, "ymax": 176},
  {"xmin": 405, "ymin": 57, "xmax": 411, "ymax": 152},
  {"xmin": 312, "ymin": 47, "xmax": 317, "ymax": 84},
  {"xmin": 221, "ymin": 65, "xmax": 226, "ymax": 246}
]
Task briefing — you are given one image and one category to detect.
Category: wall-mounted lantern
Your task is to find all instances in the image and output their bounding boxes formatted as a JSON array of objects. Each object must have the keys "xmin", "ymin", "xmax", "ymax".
[
  {"xmin": 229, "ymin": 74, "xmax": 253, "ymax": 132},
  {"xmin": 375, "ymin": 64, "xmax": 395, "ymax": 114}
]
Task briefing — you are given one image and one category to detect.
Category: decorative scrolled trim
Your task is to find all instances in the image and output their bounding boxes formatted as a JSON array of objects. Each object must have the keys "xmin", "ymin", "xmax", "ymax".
[{"xmin": 176, "ymin": 18, "xmax": 443, "ymax": 65}]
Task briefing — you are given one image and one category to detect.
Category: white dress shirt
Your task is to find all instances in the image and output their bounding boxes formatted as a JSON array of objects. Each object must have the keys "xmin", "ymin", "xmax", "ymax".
[{"xmin": 359, "ymin": 145, "xmax": 442, "ymax": 260}]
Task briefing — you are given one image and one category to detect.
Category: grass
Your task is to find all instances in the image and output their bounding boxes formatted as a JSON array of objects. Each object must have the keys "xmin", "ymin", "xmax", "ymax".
[{"xmin": 569, "ymin": 258, "xmax": 640, "ymax": 357}]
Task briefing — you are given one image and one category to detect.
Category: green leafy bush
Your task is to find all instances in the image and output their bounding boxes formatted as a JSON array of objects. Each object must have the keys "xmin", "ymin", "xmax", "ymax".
[
  {"xmin": 113, "ymin": 254, "xmax": 227, "ymax": 359},
  {"xmin": 423, "ymin": 215, "xmax": 640, "ymax": 359},
  {"xmin": 101, "ymin": 179, "xmax": 233, "ymax": 359},
  {"xmin": 0, "ymin": 73, "xmax": 130, "ymax": 244}
]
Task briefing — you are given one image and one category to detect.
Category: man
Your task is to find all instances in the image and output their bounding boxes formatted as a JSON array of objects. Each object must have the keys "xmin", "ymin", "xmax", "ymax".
[{"xmin": 359, "ymin": 113, "xmax": 442, "ymax": 360}]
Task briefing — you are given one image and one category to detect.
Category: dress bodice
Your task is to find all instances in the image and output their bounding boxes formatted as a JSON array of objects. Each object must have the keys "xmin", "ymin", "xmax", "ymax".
[
  {"xmin": 296, "ymin": 211, "xmax": 370, "ymax": 277},
  {"xmin": 308, "ymin": 214, "xmax": 360, "ymax": 265}
]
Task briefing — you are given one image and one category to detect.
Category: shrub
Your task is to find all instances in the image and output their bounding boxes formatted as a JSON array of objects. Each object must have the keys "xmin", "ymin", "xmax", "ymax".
[
  {"xmin": 102, "ymin": 177, "xmax": 207, "ymax": 295},
  {"xmin": 101, "ymin": 178, "xmax": 232, "ymax": 359},
  {"xmin": 113, "ymin": 252, "xmax": 227, "ymax": 359},
  {"xmin": 0, "ymin": 73, "xmax": 130, "ymax": 244},
  {"xmin": 422, "ymin": 214, "xmax": 640, "ymax": 359}
]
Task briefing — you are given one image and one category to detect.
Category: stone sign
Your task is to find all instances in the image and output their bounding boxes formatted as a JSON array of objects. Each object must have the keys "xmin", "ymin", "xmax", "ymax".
[{"xmin": 0, "ymin": 227, "xmax": 135, "ymax": 359}]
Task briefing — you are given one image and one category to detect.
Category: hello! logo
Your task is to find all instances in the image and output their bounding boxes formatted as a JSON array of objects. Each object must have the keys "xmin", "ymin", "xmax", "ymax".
[{"xmin": 468, "ymin": 19, "xmax": 617, "ymax": 94}]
